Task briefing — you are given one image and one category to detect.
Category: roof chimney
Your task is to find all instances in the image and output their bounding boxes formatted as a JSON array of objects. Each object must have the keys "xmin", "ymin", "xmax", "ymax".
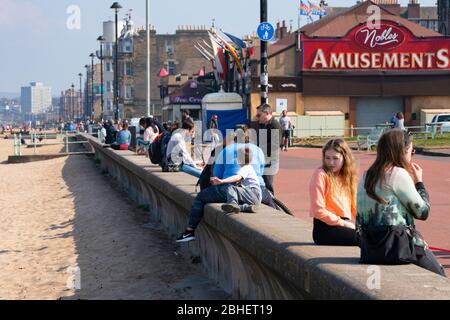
[
  {"xmin": 280, "ymin": 20, "xmax": 288, "ymax": 40},
  {"xmin": 407, "ymin": 0, "xmax": 420, "ymax": 19},
  {"xmin": 372, "ymin": 0, "xmax": 401, "ymax": 16},
  {"xmin": 276, "ymin": 21, "xmax": 281, "ymax": 40}
]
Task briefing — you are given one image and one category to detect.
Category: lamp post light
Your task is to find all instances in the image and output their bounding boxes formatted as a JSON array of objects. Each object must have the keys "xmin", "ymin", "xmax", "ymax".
[
  {"xmin": 110, "ymin": 2, "xmax": 122, "ymax": 123},
  {"xmin": 84, "ymin": 64, "xmax": 89, "ymax": 121},
  {"xmin": 97, "ymin": 36, "xmax": 105, "ymax": 121},
  {"xmin": 89, "ymin": 52, "xmax": 95, "ymax": 121},
  {"xmin": 78, "ymin": 73, "xmax": 83, "ymax": 122}
]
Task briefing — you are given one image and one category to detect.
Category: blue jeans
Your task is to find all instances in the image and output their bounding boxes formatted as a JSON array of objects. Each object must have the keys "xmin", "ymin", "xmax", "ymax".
[
  {"xmin": 181, "ymin": 164, "xmax": 201, "ymax": 178},
  {"xmin": 188, "ymin": 184, "xmax": 260, "ymax": 230},
  {"xmin": 261, "ymin": 186, "xmax": 277, "ymax": 209}
]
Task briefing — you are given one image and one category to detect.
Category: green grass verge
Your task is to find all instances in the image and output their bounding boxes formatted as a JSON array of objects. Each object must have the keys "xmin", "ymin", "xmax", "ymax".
[{"xmin": 293, "ymin": 133, "xmax": 450, "ymax": 149}]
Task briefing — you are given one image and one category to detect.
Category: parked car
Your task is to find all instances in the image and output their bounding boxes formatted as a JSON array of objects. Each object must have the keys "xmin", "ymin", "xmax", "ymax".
[{"xmin": 431, "ymin": 114, "xmax": 450, "ymax": 133}]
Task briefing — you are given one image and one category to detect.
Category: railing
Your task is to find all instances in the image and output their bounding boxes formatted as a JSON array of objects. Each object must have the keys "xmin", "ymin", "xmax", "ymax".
[
  {"xmin": 13, "ymin": 131, "xmax": 93, "ymax": 156},
  {"xmin": 289, "ymin": 124, "xmax": 446, "ymax": 140}
]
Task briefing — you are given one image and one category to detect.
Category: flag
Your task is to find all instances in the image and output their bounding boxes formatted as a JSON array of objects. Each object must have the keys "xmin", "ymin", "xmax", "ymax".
[
  {"xmin": 197, "ymin": 68, "xmax": 205, "ymax": 77},
  {"xmin": 157, "ymin": 67, "xmax": 169, "ymax": 78},
  {"xmin": 299, "ymin": 0, "xmax": 311, "ymax": 16},
  {"xmin": 213, "ymin": 31, "xmax": 244, "ymax": 76},
  {"xmin": 309, "ymin": 1, "xmax": 328, "ymax": 17},
  {"xmin": 208, "ymin": 32, "xmax": 228, "ymax": 80},
  {"xmin": 223, "ymin": 32, "xmax": 247, "ymax": 49}
]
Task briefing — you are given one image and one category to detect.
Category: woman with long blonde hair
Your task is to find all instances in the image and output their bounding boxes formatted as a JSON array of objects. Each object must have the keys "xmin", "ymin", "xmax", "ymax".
[{"xmin": 309, "ymin": 139, "xmax": 358, "ymax": 246}]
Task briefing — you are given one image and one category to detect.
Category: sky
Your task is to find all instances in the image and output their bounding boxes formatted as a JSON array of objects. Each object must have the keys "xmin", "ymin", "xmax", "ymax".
[{"xmin": 0, "ymin": 0, "xmax": 439, "ymax": 96}]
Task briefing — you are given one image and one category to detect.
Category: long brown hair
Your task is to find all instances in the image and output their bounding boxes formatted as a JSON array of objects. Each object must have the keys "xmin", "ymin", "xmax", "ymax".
[
  {"xmin": 364, "ymin": 130, "xmax": 412, "ymax": 204},
  {"xmin": 322, "ymin": 139, "xmax": 358, "ymax": 200}
]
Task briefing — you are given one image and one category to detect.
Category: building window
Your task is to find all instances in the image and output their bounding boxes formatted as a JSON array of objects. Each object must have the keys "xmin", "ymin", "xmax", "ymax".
[
  {"xmin": 167, "ymin": 61, "xmax": 176, "ymax": 75},
  {"xmin": 105, "ymin": 43, "xmax": 114, "ymax": 57},
  {"xmin": 124, "ymin": 62, "xmax": 133, "ymax": 76},
  {"xmin": 165, "ymin": 40, "xmax": 174, "ymax": 56},
  {"xmin": 124, "ymin": 85, "xmax": 133, "ymax": 99},
  {"xmin": 106, "ymin": 62, "xmax": 111, "ymax": 72},
  {"xmin": 106, "ymin": 81, "xmax": 113, "ymax": 93},
  {"xmin": 123, "ymin": 39, "xmax": 133, "ymax": 53}
]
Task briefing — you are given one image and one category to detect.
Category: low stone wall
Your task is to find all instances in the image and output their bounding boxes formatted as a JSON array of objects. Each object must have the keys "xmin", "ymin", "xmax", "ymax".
[
  {"xmin": 80, "ymin": 133, "xmax": 450, "ymax": 300},
  {"xmin": 7, "ymin": 153, "xmax": 93, "ymax": 164}
]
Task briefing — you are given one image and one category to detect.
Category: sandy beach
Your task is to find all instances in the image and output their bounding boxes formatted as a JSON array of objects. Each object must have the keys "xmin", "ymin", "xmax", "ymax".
[{"xmin": 0, "ymin": 138, "xmax": 227, "ymax": 300}]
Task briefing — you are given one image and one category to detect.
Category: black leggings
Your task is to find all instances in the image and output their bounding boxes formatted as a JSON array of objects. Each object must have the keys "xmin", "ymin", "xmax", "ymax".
[{"xmin": 313, "ymin": 218, "xmax": 358, "ymax": 246}]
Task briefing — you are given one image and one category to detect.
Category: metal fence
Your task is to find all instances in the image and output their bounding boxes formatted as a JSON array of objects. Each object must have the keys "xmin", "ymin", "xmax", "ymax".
[{"xmin": 13, "ymin": 131, "xmax": 92, "ymax": 156}]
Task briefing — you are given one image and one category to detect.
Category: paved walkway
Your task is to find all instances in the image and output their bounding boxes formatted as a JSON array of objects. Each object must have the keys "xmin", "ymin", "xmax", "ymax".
[{"xmin": 275, "ymin": 147, "xmax": 450, "ymax": 272}]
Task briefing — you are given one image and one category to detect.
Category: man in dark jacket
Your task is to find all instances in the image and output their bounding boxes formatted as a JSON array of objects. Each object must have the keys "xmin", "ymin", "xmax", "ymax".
[
  {"xmin": 105, "ymin": 120, "xmax": 117, "ymax": 145},
  {"xmin": 256, "ymin": 104, "xmax": 282, "ymax": 194}
]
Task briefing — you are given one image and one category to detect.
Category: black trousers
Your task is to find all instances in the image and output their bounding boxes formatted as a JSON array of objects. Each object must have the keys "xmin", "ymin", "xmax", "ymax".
[{"xmin": 313, "ymin": 218, "xmax": 358, "ymax": 246}]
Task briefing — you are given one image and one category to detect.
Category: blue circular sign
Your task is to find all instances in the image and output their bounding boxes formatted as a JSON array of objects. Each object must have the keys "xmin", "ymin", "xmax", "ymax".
[{"xmin": 257, "ymin": 22, "xmax": 275, "ymax": 42}]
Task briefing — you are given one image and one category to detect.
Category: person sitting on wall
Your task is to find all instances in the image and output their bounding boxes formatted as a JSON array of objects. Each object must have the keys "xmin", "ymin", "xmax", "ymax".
[
  {"xmin": 176, "ymin": 145, "xmax": 262, "ymax": 243},
  {"xmin": 105, "ymin": 120, "xmax": 117, "ymax": 145},
  {"xmin": 111, "ymin": 121, "xmax": 131, "ymax": 151},
  {"xmin": 166, "ymin": 119, "xmax": 203, "ymax": 175},
  {"xmin": 309, "ymin": 139, "xmax": 359, "ymax": 246}
]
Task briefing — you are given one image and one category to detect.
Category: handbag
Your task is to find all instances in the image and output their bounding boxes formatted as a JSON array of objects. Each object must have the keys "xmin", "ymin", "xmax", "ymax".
[
  {"xmin": 162, "ymin": 157, "xmax": 181, "ymax": 172},
  {"xmin": 359, "ymin": 224, "xmax": 418, "ymax": 265}
]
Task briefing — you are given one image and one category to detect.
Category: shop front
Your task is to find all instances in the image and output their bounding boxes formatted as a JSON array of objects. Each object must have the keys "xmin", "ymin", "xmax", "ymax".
[{"xmin": 250, "ymin": 1, "xmax": 450, "ymax": 136}]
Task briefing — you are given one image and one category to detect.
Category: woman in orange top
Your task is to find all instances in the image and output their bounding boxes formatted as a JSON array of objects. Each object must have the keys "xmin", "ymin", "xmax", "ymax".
[{"xmin": 309, "ymin": 139, "xmax": 358, "ymax": 246}]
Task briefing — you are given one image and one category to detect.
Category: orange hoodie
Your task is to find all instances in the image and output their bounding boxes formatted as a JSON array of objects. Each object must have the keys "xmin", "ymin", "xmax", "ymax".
[{"xmin": 309, "ymin": 168, "xmax": 356, "ymax": 227}]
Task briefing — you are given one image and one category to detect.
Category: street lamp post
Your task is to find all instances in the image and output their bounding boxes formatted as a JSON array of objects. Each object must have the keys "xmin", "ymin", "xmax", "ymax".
[
  {"xmin": 90, "ymin": 53, "xmax": 95, "ymax": 121},
  {"xmin": 84, "ymin": 65, "xmax": 89, "ymax": 120},
  {"xmin": 111, "ymin": 2, "xmax": 122, "ymax": 123},
  {"xmin": 97, "ymin": 36, "xmax": 105, "ymax": 121},
  {"xmin": 319, "ymin": 0, "xmax": 328, "ymax": 20},
  {"xmin": 260, "ymin": 0, "xmax": 268, "ymax": 105},
  {"xmin": 146, "ymin": 0, "xmax": 151, "ymax": 117},
  {"xmin": 78, "ymin": 73, "xmax": 83, "ymax": 122},
  {"xmin": 71, "ymin": 84, "xmax": 75, "ymax": 122}
]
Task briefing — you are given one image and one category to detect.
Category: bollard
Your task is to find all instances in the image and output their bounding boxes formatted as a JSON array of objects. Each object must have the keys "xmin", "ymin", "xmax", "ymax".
[
  {"xmin": 33, "ymin": 132, "xmax": 37, "ymax": 155},
  {"xmin": 350, "ymin": 125, "xmax": 354, "ymax": 138},
  {"xmin": 65, "ymin": 132, "xmax": 69, "ymax": 154},
  {"xmin": 18, "ymin": 133, "xmax": 22, "ymax": 156},
  {"xmin": 13, "ymin": 134, "xmax": 18, "ymax": 156},
  {"xmin": 289, "ymin": 128, "xmax": 293, "ymax": 147}
]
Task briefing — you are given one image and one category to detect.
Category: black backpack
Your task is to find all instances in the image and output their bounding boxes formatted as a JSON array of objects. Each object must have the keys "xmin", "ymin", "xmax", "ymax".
[
  {"xmin": 148, "ymin": 131, "xmax": 170, "ymax": 165},
  {"xmin": 196, "ymin": 164, "xmax": 213, "ymax": 192}
]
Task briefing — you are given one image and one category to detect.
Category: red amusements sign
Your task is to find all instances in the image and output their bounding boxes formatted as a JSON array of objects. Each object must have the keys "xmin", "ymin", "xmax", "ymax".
[{"xmin": 302, "ymin": 21, "xmax": 450, "ymax": 71}]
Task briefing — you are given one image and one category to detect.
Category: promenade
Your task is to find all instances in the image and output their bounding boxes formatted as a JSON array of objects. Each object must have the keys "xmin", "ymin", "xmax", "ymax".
[{"xmin": 275, "ymin": 147, "xmax": 450, "ymax": 273}]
